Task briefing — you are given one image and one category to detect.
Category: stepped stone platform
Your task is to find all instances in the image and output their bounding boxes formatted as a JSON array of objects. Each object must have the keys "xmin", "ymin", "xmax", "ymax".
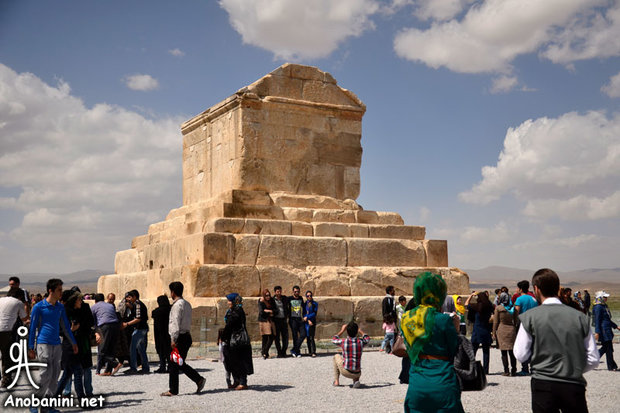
[{"xmin": 98, "ymin": 63, "xmax": 469, "ymax": 343}]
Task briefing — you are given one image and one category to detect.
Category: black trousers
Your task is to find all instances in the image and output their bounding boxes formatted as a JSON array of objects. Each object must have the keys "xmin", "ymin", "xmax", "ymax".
[
  {"xmin": 306, "ymin": 324, "xmax": 316, "ymax": 355},
  {"xmin": 98, "ymin": 323, "xmax": 120, "ymax": 373},
  {"xmin": 501, "ymin": 349, "xmax": 517, "ymax": 373},
  {"xmin": 0, "ymin": 331, "xmax": 13, "ymax": 378},
  {"xmin": 531, "ymin": 378, "xmax": 588, "ymax": 413},
  {"xmin": 273, "ymin": 318, "xmax": 288, "ymax": 356},
  {"xmin": 289, "ymin": 318, "xmax": 306, "ymax": 354},
  {"xmin": 169, "ymin": 333, "xmax": 202, "ymax": 395},
  {"xmin": 599, "ymin": 340, "xmax": 618, "ymax": 370},
  {"xmin": 261, "ymin": 335, "xmax": 274, "ymax": 357}
]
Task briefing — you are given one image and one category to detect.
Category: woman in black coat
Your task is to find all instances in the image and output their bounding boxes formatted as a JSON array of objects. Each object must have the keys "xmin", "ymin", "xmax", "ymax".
[
  {"xmin": 223, "ymin": 293, "xmax": 254, "ymax": 390},
  {"xmin": 152, "ymin": 295, "xmax": 171, "ymax": 373}
]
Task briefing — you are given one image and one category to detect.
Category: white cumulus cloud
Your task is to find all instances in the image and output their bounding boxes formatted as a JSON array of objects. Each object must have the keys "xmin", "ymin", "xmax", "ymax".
[
  {"xmin": 123, "ymin": 74, "xmax": 160, "ymax": 91},
  {"xmin": 602, "ymin": 71, "xmax": 620, "ymax": 98},
  {"xmin": 219, "ymin": 0, "xmax": 380, "ymax": 60},
  {"xmin": 394, "ymin": 0, "xmax": 602, "ymax": 74},
  {"xmin": 168, "ymin": 48, "xmax": 185, "ymax": 57},
  {"xmin": 413, "ymin": 0, "xmax": 475, "ymax": 21},
  {"xmin": 0, "ymin": 64, "xmax": 183, "ymax": 272},
  {"xmin": 459, "ymin": 110, "xmax": 620, "ymax": 221},
  {"xmin": 460, "ymin": 221, "xmax": 511, "ymax": 243}
]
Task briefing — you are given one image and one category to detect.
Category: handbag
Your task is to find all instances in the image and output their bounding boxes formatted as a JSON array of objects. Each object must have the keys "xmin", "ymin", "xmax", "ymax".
[
  {"xmin": 230, "ymin": 324, "xmax": 250, "ymax": 350},
  {"xmin": 170, "ymin": 347, "xmax": 184, "ymax": 366},
  {"xmin": 462, "ymin": 361, "xmax": 487, "ymax": 391},
  {"xmin": 392, "ymin": 334, "xmax": 408, "ymax": 358}
]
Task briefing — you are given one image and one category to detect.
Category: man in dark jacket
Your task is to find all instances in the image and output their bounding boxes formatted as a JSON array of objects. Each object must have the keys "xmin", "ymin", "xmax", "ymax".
[
  {"xmin": 272, "ymin": 286, "xmax": 289, "ymax": 358},
  {"xmin": 123, "ymin": 290, "xmax": 149, "ymax": 374},
  {"xmin": 289, "ymin": 286, "xmax": 305, "ymax": 358}
]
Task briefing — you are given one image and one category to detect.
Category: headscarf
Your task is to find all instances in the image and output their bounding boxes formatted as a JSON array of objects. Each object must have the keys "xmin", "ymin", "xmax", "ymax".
[
  {"xmin": 226, "ymin": 293, "xmax": 239, "ymax": 303},
  {"xmin": 453, "ymin": 295, "xmax": 465, "ymax": 315},
  {"xmin": 224, "ymin": 293, "xmax": 241, "ymax": 323},
  {"xmin": 498, "ymin": 292, "xmax": 511, "ymax": 309},
  {"xmin": 594, "ymin": 295, "xmax": 607, "ymax": 306},
  {"xmin": 400, "ymin": 272, "xmax": 447, "ymax": 365}
]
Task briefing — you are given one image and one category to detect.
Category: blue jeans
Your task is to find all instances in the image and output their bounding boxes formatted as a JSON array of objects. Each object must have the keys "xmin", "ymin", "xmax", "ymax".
[
  {"xmin": 130, "ymin": 329, "xmax": 149, "ymax": 372},
  {"xmin": 62, "ymin": 367, "xmax": 92, "ymax": 396},
  {"xmin": 56, "ymin": 362, "xmax": 84, "ymax": 398},
  {"xmin": 381, "ymin": 332, "xmax": 395, "ymax": 352}
]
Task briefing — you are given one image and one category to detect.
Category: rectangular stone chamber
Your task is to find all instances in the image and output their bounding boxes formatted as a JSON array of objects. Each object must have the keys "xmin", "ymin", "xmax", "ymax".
[{"xmin": 98, "ymin": 63, "xmax": 469, "ymax": 345}]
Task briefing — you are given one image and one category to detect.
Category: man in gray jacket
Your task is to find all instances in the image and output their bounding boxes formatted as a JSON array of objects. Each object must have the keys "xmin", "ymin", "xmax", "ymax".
[
  {"xmin": 514, "ymin": 268, "xmax": 599, "ymax": 412},
  {"xmin": 161, "ymin": 281, "xmax": 205, "ymax": 396}
]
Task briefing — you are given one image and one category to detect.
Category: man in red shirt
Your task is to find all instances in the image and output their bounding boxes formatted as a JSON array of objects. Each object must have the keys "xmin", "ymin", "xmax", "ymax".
[{"xmin": 332, "ymin": 322, "xmax": 369, "ymax": 388}]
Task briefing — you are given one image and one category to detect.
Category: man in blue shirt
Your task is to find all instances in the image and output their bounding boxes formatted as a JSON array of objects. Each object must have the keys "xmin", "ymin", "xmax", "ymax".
[
  {"xmin": 28, "ymin": 279, "xmax": 77, "ymax": 412},
  {"xmin": 514, "ymin": 280, "xmax": 538, "ymax": 375}
]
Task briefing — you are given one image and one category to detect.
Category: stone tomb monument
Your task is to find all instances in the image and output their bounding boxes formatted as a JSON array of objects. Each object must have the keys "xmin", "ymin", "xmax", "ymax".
[{"xmin": 98, "ymin": 63, "xmax": 469, "ymax": 343}]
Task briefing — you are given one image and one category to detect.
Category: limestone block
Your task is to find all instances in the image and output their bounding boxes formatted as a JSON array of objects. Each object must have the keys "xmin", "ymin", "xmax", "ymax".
[
  {"xmin": 148, "ymin": 221, "xmax": 166, "ymax": 235},
  {"xmin": 243, "ymin": 219, "xmax": 292, "ymax": 235},
  {"xmin": 291, "ymin": 222, "xmax": 313, "ymax": 236},
  {"xmin": 316, "ymin": 321, "xmax": 347, "ymax": 339},
  {"xmin": 349, "ymin": 267, "xmax": 387, "ymax": 296},
  {"xmin": 369, "ymin": 225, "xmax": 425, "ymax": 240},
  {"xmin": 315, "ymin": 298, "xmax": 354, "ymax": 322},
  {"xmin": 131, "ymin": 235, "xmax": 149, "ymax": 249},
  {"xmin": 440, "ymin": 268, "xmax": 470, "ymax": 295},
  {"xmin": 282, "ymin": 207, "xmax": 313, "ymax": 222},
  {"xmin": 305, "ymin": 268, "xmax": 352, "ymax": 296},
  {"xmin": 313, "ymin": 222, "xmax": 349, "ymax": 238},
  {"xmin": 349, "ymin": 224, "xmax": 369, "ymax": 238},
  {"xmin": 355, "ymin": 210, "xmax": 404, "ymax": 225},
  {"xmin": 234, "ymin": 235, "xmax": 260, "ymax": 265},
  {"xmin": 98, "ymin": 274, "xmax": 120, "ymax": 297},
  {"xmin": 194, "ymin": 265, "xmax": 261, "ymax": 297},
  {"xmin": 143, "ymin": 241, "xmax": 171, "ymax": 270},
  {"xmin": 347, "ymin": 239, "xmax": 426, "ymax": 267},
  {"xmin": 352, "ymin": 297, "xmax": 383, "ymax": 323},
  {"xmin": 223, "ymin": 203, "xmax": 285, "ymax": 220},
  {"xmin": 256, "ymin": 236, "xmax": 347, "ymax": 267},
  {"xmin": 205, "ymin": 218, "xmax": 245, "ymax": 234},
  {"xmin": 343, "ymin": 166, "xmax": 360, "ymax": 200},
  {"xmin": 257, "ymin": 266, "xmax": 305, "ymax": 291},
  {"xmin": 145, "ymin": 267, "xmax": 183, "ymax": 299},
  {"xmin": 229, "ymin": 189, "xmax": 273, "ymax": 206},
  {"xmin": 204, "ymin": 233, "xmax": 236, "ymax": 264},
  {"xmin": 270, "ymin": 192, "xmax": 347, "ymax": 210},
  {"xmin": 115, "ymin": 249, "xmax": 142, "ymax": 274},
  {"xmin": 312, "ymin": 209, "xmax": 356, "ymax": 223},
  {"xmin": 180, "ymin": 264, "xmax": 201, "ymax": 298},
  {"xmin": 425, "ymin": 240, "xmax": 448, "ymax": 267}
]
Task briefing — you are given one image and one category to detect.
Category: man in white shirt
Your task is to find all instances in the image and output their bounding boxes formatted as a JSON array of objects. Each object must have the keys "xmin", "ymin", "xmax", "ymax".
[
  {"xmin": 161, "ymin": 281, "xmax": 205, "ymax": 396},
  {"xmin": 0, "ymin": 287, "xmax": 29, "ymax": 387},
  {"xmin": 514, "ymin": 268, "xmax": 599, "ymax": 412}
]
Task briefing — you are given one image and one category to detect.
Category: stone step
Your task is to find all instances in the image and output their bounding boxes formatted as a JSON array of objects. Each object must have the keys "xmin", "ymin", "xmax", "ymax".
[
  {"xmin": 204, "ymin": 217, "xmax": 425, "ymax": 240},
  {"xmin": 119, "ymin": 234, "xmax": 447, "ymax": 274}
]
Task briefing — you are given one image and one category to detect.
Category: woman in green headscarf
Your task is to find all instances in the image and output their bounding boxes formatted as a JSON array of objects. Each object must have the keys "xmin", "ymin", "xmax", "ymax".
[{"xmin": 400, "ymin": 272, "xmax": 464, "ymax": 413}]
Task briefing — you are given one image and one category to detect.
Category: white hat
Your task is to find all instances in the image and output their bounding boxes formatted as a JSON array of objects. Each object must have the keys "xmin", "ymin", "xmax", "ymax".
[{"xmin": 595, "ymin": 290, "xmax": 610, "ymax": 299}]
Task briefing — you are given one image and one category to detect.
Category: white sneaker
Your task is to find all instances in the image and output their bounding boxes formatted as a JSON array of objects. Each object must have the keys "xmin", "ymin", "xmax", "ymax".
[{"xmin": 352, "ymin": 381, "xmax": 361, "ymax": 388}]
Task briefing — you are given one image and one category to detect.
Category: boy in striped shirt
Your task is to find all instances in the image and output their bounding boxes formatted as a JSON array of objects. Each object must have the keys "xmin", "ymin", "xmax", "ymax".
[{"xmin": 332, "ymin": 322, "xmax": 369, "ymax": 388}]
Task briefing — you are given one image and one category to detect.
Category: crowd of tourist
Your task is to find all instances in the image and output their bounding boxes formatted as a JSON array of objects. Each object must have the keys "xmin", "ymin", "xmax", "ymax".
[{"xmin": 0, "ymin": 271, "xmax": 618, "ymax": 412}]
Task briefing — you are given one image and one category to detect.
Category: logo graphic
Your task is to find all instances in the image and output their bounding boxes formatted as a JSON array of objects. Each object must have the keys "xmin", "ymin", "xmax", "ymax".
[{"xmin": 6, "ymin": 326, "xmax": 46, "ymax": 389}]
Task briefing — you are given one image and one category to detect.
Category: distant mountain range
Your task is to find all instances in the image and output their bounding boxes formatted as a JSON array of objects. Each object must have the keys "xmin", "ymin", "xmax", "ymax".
[
  {"xmin": 464, "ymin": 266, "xmax": 620, "ymax": 283},
  {"xmin": 465, "ymin": 266, "xmax": 620, "ymax": 293}
]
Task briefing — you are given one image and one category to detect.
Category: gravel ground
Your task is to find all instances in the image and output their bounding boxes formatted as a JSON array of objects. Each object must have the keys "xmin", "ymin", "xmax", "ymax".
[{"xmin": 2, "ymin": 343, "xmax": 619, "ymax": 412}]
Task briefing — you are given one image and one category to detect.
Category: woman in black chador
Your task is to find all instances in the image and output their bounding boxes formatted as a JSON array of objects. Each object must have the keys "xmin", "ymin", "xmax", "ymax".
[
  {"xmin": 152, "ymin": 295, "xmax": 171, "ymax": 373},
  {"xmin": 222, "ymin": 293, "xmax": 254, "ymax": 390}
]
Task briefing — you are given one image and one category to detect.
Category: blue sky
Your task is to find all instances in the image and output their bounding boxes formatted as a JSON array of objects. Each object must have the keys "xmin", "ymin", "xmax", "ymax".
[{"xmin": 1, "ymin": 0, "xmax": 619, "ymax": 274}]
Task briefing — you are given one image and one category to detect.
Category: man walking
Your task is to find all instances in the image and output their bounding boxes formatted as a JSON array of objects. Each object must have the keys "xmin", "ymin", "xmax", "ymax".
[
  {"xmin": 0, "ymin": 287, "xmax": 29, "ymax": 387},
  {"xmin": 91, "ymin": 293, "xmax": 122, "ymax": 375},
  {"xmin": 514, "ymin": 280, "xmax": 538, "ymax": 375},
  {"xmin": 272, "ymin": 286, "xmax": 289, "ymax": 358},
  {"xmin": 289, "ymin": 285, "xmax": 305, "ymax": 358},
  {"xmin": 161, "ymin": 282, "xmax": 205, "ymax": 396},
  {"xmin": 123, "ymin": 290, "xmax": 149, "ymax": 374},
  {"xmin": 514, "ymin": 268, "xmax": 599, "ymax": 413},
  {"xmin": 28, "ymin": 279, "xmax": 77, "ymax": 413}
]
